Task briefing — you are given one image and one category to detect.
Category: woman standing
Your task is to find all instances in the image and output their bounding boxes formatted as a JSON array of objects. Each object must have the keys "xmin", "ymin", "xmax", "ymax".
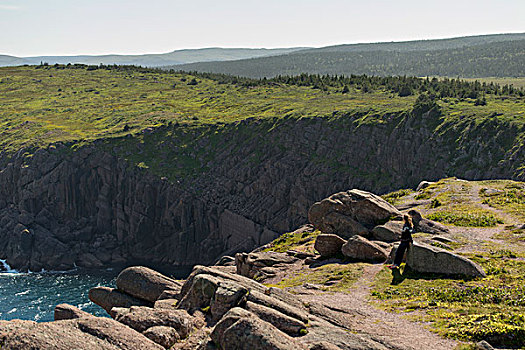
[{"xmin": 389, "ymin": 214, "xmax": 414, "ymax": 269}]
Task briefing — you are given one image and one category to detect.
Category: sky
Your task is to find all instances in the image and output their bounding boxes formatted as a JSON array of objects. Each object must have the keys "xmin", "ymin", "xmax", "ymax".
[{"xmin": 1, "ymin": 0, "xmax": 524, "ymax": 57}]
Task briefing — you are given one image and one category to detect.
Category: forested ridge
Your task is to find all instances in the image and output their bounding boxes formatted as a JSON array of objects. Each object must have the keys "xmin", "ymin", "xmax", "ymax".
[{"xmin": 174, "ymin": 38, "xmax": 525, "ymax": 78}]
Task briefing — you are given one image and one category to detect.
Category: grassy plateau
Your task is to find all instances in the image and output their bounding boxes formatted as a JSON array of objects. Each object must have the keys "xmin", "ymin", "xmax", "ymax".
[{"xmin": 1, "ymin": 65, "xmax": 524, "ymax": 156}]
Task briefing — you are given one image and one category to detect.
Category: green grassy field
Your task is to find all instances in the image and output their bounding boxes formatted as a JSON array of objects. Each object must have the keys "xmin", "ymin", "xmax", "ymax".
[
  {"xmin": 1, "ymin": 65, "xmax": 524, "ymax": 156},
  {"xmin": 0, "ymin": 65, "xmax": 413, "ymax": 153}
]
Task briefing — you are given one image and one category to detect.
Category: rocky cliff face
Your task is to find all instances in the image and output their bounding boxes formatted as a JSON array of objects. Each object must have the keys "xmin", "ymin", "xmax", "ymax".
[{"xmin": 1, "ymin": 112, "xmax": 523, "ymax": 270}]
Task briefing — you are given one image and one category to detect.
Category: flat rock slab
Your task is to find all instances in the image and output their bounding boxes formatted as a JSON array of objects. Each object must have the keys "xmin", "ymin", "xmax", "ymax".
[
  {"xmin": 89, "ymin": 286, "xmax": 151, "ymax": 314},
  {"xmin": 236, "ymin": 251, "xmax": 298, "ymax": 279},
  {"xmin": 407, "ymin": 242, "xmax": 486, "ymax": 278},
  {"xmin": 117, "ymin": 306, "xmax": 194, "ymax": 338},
  {"xmin": 0, "ymin": 316, "xmax": 163, "ymax": 350}
]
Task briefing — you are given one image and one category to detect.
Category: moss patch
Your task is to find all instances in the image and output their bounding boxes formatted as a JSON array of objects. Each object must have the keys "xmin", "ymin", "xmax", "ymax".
[
  {"xmin": 480, "ymin": 182, "xmax": 525, "ymax": 221},
  {"xmin": 262, "ymin": 229, "xmax": 320, "ymax": 254},
  {"xmin": 426, "ymin": 206, "xmax": 503, "ymax": 227},
  {"xmin": 269, "ymin": 263, "xmax": 367, "ymax": 293}
]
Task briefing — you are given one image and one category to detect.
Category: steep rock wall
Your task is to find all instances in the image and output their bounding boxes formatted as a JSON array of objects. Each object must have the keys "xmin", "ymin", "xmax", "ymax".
[{"xmin": 0, "ymin": 112, "xmax": 523, "ymax": 270}]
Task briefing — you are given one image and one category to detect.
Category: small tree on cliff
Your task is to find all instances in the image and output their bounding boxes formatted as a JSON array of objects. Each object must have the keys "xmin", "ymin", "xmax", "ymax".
[{"xmin": 412, "ymin": 93, "xmax": 441, "ymax": 117}]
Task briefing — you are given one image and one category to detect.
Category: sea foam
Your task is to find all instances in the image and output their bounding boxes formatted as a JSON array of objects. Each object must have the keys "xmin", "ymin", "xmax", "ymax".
[{"xmin": 0, "ymin": 259, "xmax": 18, "ymax": 274}]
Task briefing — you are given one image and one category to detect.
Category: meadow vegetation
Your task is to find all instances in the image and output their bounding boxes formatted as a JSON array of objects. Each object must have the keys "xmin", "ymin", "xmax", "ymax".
[
  {"xmin": 1, "ymin": 64, "xmax": 524, "ymax": 159},
  {"xmin": 371, "ymin": 249, "xmax": 525, "ymax": 347},
  {"xmin": 479, "ymin": 181, "xmax": 525, "ymax": 221}
]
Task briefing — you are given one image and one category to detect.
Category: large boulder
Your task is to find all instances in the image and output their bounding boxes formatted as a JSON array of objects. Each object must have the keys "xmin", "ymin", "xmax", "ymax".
[
  {"xmin": 408, "ymin": 210, "xmax": 450, "ymax": 235},
  {"xmin": 0, "ymin": 316, "xmax": 163, "ymax": 350},
  {"xmin": 89, "ymin": 286, "xmax": 151, "ymax": 314},
  {"xmin": 308, "ymin": 189, "xmax": 401, "ymax": 238},
  {"xmin": 54, "ymin": 304, "xmax": 93, "ymax": 321},
  {"xmin": 314, "ymin": 234, "xmax": 346, "ymax": 257},
  {"xmin": 406, "ymin": 242, "xmax": 486, "ymax": 277},
  {"xmin": 341, "ymin": 236, "xmax": 388, "ymax": 263},
  {"xmin": 116, "ymin": 266, "xmax": 182, "ymax": 302},
  {"xmin": 371, "ymin": 220, "xmax": 403, "ymax": 242},
  {"xmin": 210, "ymin": 308, "xmax": 306, "ymax": 350}
]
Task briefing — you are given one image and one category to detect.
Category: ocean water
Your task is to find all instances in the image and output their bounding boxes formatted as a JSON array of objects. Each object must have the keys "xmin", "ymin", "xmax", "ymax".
[
  {"xmin": 0, "ymin": 260, "xmax": 193, "ymax": 322},
  {"xmin": 0, "ymin": 260, "xmax": 117, "ymax": 322}
]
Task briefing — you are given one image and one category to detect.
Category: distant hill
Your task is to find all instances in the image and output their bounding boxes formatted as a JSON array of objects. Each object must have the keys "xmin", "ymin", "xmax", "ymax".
[
  {"xmin": 0, "ymin": 47, "xmax": 309, "ymax": 68},
  {"xmin": 305, "ymin": 32, "xmax": 525, "ymax": 53},
  {"xmin": 173, "ymin": 33, "xmax": 525, "ymax": 78}
]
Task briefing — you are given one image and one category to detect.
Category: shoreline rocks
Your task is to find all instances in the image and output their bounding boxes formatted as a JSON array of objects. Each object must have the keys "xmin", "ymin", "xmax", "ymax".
[
  {"xmin": 115, "ymin": 266, "xmax": 183, "ymax": 303},
  {"xmin": 89, "ymin": 286, "xmax": 151, "ymax": 313}
]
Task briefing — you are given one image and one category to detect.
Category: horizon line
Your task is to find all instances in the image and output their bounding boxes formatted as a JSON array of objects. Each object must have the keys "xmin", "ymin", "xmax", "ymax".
[{"xmin": 2, "ymin": 31, "xmax": 524, "ymax": 58}]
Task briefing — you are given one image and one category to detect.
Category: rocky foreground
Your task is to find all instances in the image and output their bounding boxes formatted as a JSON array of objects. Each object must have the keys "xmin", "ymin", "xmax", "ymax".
[{"xmin": 0, "ymin": 188, "xmax": 494, "ymax": 349}]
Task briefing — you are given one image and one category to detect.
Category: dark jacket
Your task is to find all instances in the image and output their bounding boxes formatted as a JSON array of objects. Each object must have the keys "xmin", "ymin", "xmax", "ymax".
[{"xmin": 401, "ymin": 224, "xmax": 414, "ymax": 242}]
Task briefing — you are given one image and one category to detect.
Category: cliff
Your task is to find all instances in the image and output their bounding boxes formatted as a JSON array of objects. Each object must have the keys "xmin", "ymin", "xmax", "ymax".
[
  {"xmin": 2, "ymin": 179, "xmax": 523, "ymax": 349},
  {"xmin": 1, "ymin": 111, "xmax": 523, "ymax": 271}
]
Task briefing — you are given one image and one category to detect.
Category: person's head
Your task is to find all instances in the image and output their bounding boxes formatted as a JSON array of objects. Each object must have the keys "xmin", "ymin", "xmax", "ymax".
[{"xmin": 403, "ymin": 214, "xmax": 413, "ymax": 228}]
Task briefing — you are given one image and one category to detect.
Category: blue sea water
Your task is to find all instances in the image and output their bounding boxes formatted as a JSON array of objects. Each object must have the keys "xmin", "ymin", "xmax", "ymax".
[
  {"xmin": 0, "ymin": 259, "xmax": 193, "ymax": 322},
  {"xmin": 0, "ymin": 260, "xmax": 117, "ymax": 322}
]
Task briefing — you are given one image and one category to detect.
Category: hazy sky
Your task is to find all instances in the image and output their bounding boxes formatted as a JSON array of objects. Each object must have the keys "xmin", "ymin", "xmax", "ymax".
[{"xmin": 1, "ymin": 0, "xmax": 524, "ymax": 56}]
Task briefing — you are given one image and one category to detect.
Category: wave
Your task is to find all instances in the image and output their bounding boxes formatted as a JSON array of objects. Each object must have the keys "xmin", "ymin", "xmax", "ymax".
[
  {"xmin": 0, "ymin": 259, "xmax": 19, "ymax": 274},
  {"xmin": 0, "ymin": 259, "xmax": 81, "ymax": 275}
]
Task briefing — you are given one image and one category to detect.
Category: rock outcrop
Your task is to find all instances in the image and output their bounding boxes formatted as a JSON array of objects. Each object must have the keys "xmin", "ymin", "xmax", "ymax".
[
  {"xmin": 341, "ymin": 236, "xmax": 388, "ymax": 263},
  {"xmin": 308, "ymin": 189, "xmax": 401, "ymax": 238},
  {"xmin": 115, "ymin": 266, "xmax": 182, "ymax": 302},
  {"xmin": 210, "ymin": 307, "xmax": 307, "ymax": 350},
  {"xmin": 406, "ymin": 242, "xmax": 486, "ymax": 277},
  {"xmin": 0, "ymin": 316, "xmax": 163, "ymax": 350},
  {"xmin": 54, "ymin": 303, "xmax": 93, "ymax": 321},
  {"xmin": 89, "ymin": 286, "xmax": 151, "ymax": 313},
  {"xmin": 235, "ymin": 251, "xmax": 298, "ymax": 279},
  {"xmin": 116, "ymin": 306, "xmax": 193, "ymax": 337}
]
